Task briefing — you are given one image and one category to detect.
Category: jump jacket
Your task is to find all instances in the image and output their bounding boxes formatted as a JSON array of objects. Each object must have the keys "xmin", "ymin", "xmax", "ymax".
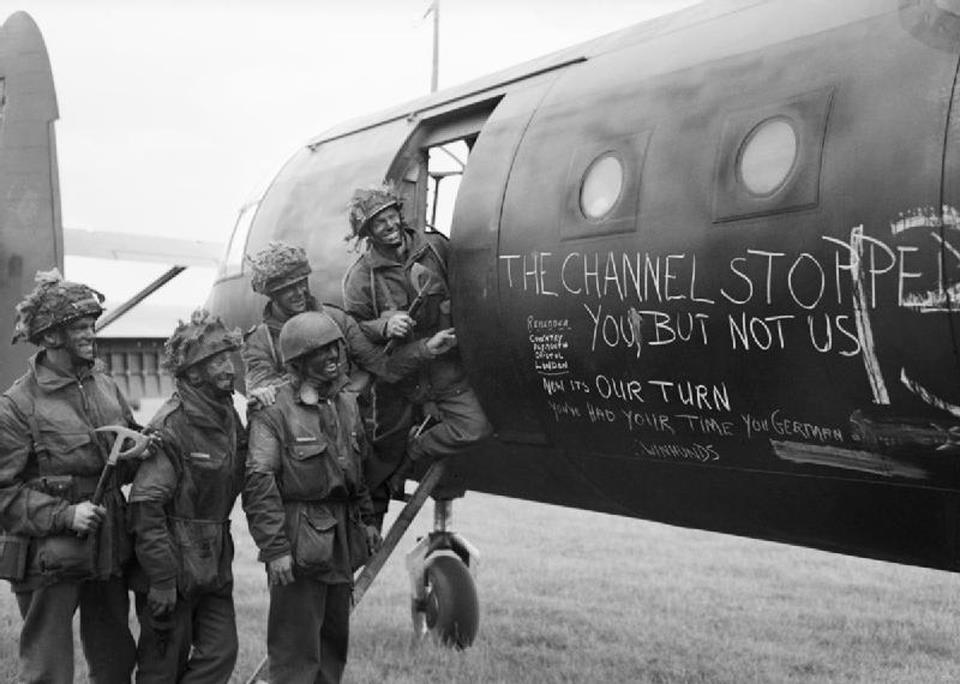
[
  {"xmin": 244, "ymin": 377, "xmax": 374, "ymax": 584},
  {"xmin": 342, "ymin": 228, "xmax": 467, "ymax": 400},
  {"xmin": 0, "ymin": 351, "xmax": 137, "ymax": 589},
  {"xmin": 128, "ymin": 382, "xmax": 245, "ymax": 597}
]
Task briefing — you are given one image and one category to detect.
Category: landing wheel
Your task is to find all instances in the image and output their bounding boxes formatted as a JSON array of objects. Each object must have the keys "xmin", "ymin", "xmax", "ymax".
[{"xmin": 412, "ymin": 554, "xmax": 479, "ymax": 648}]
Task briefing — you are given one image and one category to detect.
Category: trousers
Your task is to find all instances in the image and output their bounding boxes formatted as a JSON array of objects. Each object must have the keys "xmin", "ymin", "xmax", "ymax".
[
  {"xmin": 267, "ymin": 579, "xmax": 351, "ymax": 684},
  {"xmin": 15, "ymin": 577, "xmax": 136, "ymax": 684},
  {"xmin": 135, "ymin": 589, "xmax": 238, "ymax": 684},
  {"xmin": 367, "ymin": 383, "xmax": 491, "ymax": 527},
  {"xmin": 412, "ymin": 384, "xmax": 492, "ymax": 462}
]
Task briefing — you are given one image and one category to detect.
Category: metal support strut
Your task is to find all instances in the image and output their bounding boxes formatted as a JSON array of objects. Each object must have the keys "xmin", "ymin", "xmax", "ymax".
[{"xmin": 352, "ymin": 459, "xmax": 448, "ymax": 606}]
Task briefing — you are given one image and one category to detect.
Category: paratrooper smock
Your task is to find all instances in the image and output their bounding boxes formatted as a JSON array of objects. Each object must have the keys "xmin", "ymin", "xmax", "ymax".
[
  {"xmin": 244, "ymin": 379, "xmax": 375, "ymax": 582},
  {"xmin": 0, "ymin": 351, "xmax": 136, "ymax": 588}
]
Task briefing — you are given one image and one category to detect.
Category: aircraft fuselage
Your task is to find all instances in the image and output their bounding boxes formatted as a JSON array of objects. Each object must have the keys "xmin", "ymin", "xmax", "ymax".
[{"xmin": 208, "ymin": 0, "xmax": 960, "ymax": 571}]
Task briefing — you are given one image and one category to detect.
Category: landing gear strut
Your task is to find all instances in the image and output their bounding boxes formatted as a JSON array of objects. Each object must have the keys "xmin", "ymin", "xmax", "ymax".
[
  {"xmin": 353, "ymin": 460, "xmax": 480, "ymax": 646},
  {"xmin": 406, "ymin": 498, "xmax": 480, "ymax": 648}
]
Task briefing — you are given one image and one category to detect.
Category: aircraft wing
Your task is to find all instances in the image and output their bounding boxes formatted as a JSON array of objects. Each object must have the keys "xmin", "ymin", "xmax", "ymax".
[{"xmin": 64, "ymin": 228, "xmax": 222, "ymax": 267}]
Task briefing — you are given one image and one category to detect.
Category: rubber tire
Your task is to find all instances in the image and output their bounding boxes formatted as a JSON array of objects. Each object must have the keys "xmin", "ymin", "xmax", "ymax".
[{"xmin": 423, "ymin": 554, "xmax": 479, "ymax": 648}]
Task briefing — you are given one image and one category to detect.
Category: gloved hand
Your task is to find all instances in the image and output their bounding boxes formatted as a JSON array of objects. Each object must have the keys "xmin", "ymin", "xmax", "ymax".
[
  {"xmin": 267, "ymin": 554, "xmax": 294, "ymax": 587},
  {"xmin": 147, "ymin": 585, "xmax": 177, "ymax": 617},
  {"xmin": 365, "ymin": 524, "xmax": 382, "ymax": 554}
]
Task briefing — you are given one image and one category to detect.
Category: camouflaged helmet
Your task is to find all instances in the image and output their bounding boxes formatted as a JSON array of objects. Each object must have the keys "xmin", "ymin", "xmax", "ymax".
[
  {"xmin": 347, "ymin": 182, "xmax": 403, "ymax": 240},
  {"xmin": 246, "ymin": 241, "xmax": 312, "ymax": 296},
  {"xmin": 161, "ymin": 309, "xmax": 242, "ymax": 376},
  {"xmin": 12, "ymin": 269, "xmax": 105, "ymax": 345},
  {"xmin": 279, "ymin": 311, "xmax": 343, "ymax": 364}
]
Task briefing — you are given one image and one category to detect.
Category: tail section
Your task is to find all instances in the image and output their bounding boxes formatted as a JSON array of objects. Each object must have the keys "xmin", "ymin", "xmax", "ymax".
[{"xmin": 0, "ymin": 12, "xmax": 61, "ymax": 387}]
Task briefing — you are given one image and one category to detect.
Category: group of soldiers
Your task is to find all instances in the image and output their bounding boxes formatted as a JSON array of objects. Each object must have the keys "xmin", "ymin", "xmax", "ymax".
[{"xmin": 0, "ymin": 183, "xmax": 492, "ymax": 684}]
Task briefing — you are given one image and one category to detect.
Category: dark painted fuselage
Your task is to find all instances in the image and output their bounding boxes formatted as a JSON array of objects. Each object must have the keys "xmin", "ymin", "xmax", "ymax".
[{"xmin": 208, "ymin": 0, "xmax": 960, "ymax": 571}]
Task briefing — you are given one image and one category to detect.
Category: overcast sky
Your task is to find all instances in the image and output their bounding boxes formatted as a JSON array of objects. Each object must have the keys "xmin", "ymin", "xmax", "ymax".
[{"xmin": 3, "ymin": 0, "xmax": 697, "ymax": 321}]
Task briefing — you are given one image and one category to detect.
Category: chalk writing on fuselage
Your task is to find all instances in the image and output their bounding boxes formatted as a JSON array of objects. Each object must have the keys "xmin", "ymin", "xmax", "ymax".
[
  {"xmin": 539, "ymin": 374, "xmax": 731, "ymax": 411},
  {"xmin": 500, "ymin": 222, "xmax": 960, "ymax": 360}
]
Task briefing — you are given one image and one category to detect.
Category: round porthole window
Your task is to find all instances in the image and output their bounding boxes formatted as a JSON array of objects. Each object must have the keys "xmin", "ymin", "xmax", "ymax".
[
  {"xmin": 580, "ymin": 153, "xmax": 623, "ymax": 219},
  {"xmin": 739, "ymin": 118, "xmax": 798, "ymax": 196}
]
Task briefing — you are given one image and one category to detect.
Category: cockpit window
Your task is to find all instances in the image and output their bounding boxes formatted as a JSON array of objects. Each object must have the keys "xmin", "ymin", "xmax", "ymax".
[
  {"xmin": 220, "ymin": 200, "xmax": 258, "ymax": 278},
  {"xmin": 738, "ymin": 117, "xmax": 798, "ymax": 196},
  {"xmin": 580, "ymin": 153, "xmax": 624, "ymax": 219}
]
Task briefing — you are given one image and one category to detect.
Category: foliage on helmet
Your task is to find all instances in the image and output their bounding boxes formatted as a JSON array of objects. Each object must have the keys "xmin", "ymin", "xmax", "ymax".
[
  {"xmin": 12, "ymin": 269, "xmax": 105, "ymax": 345},
  {"xmin": 246, "ymin": 241, "xmax": 311, "ymax": 295},
  {"xmin": 279, "ymin": 311, "xmax": 344, "ymax": 364},
  {"xmin": 346, "ymin": 182, "xmax": 403, "ymax": 241},
  {"xmin": 161, "ymin": 309, "xmax": 242, "ymax": 376}
]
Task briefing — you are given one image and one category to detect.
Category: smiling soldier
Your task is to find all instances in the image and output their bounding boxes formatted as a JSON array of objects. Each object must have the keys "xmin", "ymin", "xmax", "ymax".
[
  {"xmin": 342, "ymin": 183, "xmax": 492, "ymax": 527},
  {"xmin": 242, "ymin": 241, "xmax": 438, "ymax": 407},
  {"xmin": 243, "ymin": 311, "xmax": 381, "ymax": 684},
  {"xmin": 128, "ymin": 310, "xmax": 245, "ymax": 683},
  {"xmin": 0, "ymin": 269, "xmax": 142, "ymax": 683}
]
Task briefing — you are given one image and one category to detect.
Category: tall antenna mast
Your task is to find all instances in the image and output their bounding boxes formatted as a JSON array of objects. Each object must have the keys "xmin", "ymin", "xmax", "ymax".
[{"xmin": 427, "ymin": 0, "xmax": 439, "ymax": 92}]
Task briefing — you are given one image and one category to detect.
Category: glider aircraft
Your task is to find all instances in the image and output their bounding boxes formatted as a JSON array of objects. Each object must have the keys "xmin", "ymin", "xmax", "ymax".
[{"xmin": 4, "ymin": 0, "xmax": 960, "ymax": 658}]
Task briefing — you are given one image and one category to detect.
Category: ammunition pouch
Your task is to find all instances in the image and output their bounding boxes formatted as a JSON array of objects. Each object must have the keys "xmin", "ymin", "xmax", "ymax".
[
  {"xmin": 20, "ymin": 475, "xmax": 118, "ymax": 582},
  {"xmin": 0, "ymin": 533, "xmax": 29, "ymax": 582},
  {"xmin": 293, "ymin": 507, "xmax": 338, "ymax": 576},
  {"xmin": 30, "ymin": 533, "xmax": 97, "ymax": 580},
  {"xmin": 170, "ymin": 517, "xmax": 229, "ymax": 596}
]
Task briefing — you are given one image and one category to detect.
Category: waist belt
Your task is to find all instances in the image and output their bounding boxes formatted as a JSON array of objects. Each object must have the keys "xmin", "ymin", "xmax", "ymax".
[
  {"xmin": 283, "ymin": 495, "xmax": 359, "ymax": 505},
  {"xmin": 26, "ymin": 474, "xmax": 115, "ymax": 503},
  {"xmin": 168, "ymin": 515, "xmax": 231, "ymax": 526}
]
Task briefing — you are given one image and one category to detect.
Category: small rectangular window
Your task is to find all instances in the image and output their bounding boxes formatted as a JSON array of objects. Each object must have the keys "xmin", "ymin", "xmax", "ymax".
[{"xmin": 425, "ymin": 141, "xmax": 469, "ymax": 237}]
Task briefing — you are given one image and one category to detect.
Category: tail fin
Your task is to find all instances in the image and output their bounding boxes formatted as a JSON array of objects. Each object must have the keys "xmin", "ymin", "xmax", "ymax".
[{"xmin": 0, "ymin": 12, "xmax": 61, "ymax": 387}]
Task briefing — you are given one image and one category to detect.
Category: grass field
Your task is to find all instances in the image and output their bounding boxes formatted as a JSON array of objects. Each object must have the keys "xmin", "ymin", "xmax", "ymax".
[{"xmin": 2, "ymin": 491, "xmax": 960, "ymax": 682}]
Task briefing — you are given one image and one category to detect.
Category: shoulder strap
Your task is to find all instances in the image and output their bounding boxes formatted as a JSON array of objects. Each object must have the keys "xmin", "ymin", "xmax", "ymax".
[
  {"xmin": 265, "ymin": 327, "xmax": 281, "ymax": 368},
  {"xmin": 340, "ymin": 254, "xmax": 366, "ymax": 308},
  {"xmin": 150, "ymin": 398, "xmax": 187, "ymax": 478},
  {"xmin": 425, "ymin": 240, "xmax": 449, "ymax": 281}
]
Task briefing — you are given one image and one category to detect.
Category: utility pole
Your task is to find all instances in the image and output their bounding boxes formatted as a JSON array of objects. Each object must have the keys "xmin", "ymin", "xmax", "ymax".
[{"xmin": 427, "ymin": 0, "xmax": 439, "ymax": 92}]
